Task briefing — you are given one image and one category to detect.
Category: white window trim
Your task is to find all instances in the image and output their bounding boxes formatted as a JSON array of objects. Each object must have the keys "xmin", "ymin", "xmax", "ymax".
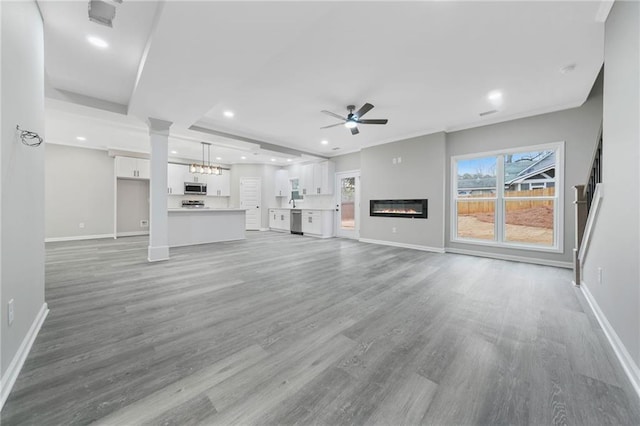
[{"xmin": 450, "ymin": 141, "xmax": 564, "ymax": 253}]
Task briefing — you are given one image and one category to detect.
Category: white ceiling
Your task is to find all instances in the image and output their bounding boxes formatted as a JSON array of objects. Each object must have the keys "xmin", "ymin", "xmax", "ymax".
[{"xmin": 39, "ymin": 1, "xmax": 605, "ymax": 163}]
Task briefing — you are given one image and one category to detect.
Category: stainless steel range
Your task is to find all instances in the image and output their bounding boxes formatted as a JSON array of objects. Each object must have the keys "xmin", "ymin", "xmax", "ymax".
[{"xmin": 182, "ymin": 200, "xmax": 206, "ymax": 209}]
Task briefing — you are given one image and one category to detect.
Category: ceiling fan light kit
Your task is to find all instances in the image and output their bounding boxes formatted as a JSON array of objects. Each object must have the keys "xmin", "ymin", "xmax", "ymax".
[{"xmin": 320, "ymin": 102, "xmax": 388, "ymax": 135}]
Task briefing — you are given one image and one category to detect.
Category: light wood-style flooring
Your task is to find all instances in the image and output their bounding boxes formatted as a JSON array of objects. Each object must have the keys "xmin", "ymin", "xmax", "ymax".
[{"xmin": 2, "ymin": 231, "xmax": 639, "ymax": 425}]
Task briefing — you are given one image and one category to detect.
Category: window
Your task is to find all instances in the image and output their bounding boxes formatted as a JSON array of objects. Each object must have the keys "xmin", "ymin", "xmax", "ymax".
[{"xmin": 452, "ymin": 142, "xmax": 563, "ymax": 252}]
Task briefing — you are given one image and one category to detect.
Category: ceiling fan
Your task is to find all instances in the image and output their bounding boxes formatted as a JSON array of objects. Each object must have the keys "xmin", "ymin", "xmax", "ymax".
[{"xmin": 320, "ymin": 103, "xmax": 388, "ymax": 135}]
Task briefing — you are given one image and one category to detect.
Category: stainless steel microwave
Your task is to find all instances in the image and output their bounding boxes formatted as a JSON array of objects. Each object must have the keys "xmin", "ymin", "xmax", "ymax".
[{"xmin": 184, "ymin": 182, "xmax": 207, "ymax": 195}]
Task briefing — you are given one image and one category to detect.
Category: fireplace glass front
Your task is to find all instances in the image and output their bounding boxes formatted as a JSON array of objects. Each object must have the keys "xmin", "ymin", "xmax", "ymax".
[{"xmin": 369, "ymin": 199, "xmax": 428, "ymax": 219}]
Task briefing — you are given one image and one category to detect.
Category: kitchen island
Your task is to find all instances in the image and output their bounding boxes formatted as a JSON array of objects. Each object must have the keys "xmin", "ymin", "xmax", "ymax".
[{"xmin": 168, "ymin": 208, "xmax": 246, "ymax": 247}]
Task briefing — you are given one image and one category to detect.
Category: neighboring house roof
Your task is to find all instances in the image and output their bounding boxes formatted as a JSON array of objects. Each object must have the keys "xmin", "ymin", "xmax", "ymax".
[
  {"xmin": 458, "ymin": 151, "xmax": 555, "ymax": 190},
  {"xmin": 507, "ymin": 151, "xmax": 555, "ymax": 184},
  {"xmin": 458, "ymin": 177, "xmax": 497, "ymax": 189}
]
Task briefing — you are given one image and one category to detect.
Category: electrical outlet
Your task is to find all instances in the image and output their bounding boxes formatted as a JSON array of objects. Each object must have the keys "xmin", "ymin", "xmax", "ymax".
[
  {"xmin": 79, "ymin": 222, "xmax": 85, "ymax": 229},
  {"xmin": 598, "ymin": 267, "xmax": 603, "ymax": 285},
  {"xmin": 8, "ymin": 299, "xmax": 14, "ymax": 325},
  {"xmin": 140, "ymin": 220, "xmax": 149, "ymax": 227},
  {"xmin": 392, "ymin": 227, "xmax": 397, "ymax": 233},
  {"xmin": 397, "ymin": 156, "xmax": 402, "ymax": 164}
]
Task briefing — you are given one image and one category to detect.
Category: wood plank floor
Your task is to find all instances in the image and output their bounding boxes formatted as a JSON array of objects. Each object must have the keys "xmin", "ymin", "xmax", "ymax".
[{"xmin": 2, "ymin": 231, "xmax": 639, "ymax": 425}]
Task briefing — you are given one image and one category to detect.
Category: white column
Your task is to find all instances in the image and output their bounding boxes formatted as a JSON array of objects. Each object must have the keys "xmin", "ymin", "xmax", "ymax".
[{"xmin": 147, "ymin": 118, "xmax": 172, "ymax": 262}]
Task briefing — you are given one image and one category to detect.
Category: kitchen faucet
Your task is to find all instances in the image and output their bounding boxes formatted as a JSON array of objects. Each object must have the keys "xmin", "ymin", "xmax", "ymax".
[{"xmin": 289, "ymin": 198, "xmax": 296, "ymax": 208}]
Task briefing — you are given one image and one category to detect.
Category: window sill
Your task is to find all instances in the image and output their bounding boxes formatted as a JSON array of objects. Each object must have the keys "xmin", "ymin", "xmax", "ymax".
[{"xmin": 450, "ymin": 237, "xmax": 563, "ymax": 254}]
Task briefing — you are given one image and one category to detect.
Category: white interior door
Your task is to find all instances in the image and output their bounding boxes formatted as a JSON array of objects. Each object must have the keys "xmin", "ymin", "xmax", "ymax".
[
  {"xmin": 240, "ymin": 177, "xmax": 262, "ymax": 230},
  {"xmin": 335, "ymin": 171, "xmax": 360, "ymax": 239}
]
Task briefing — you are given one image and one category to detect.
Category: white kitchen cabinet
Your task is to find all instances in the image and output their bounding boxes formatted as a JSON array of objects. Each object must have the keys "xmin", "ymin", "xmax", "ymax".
[
  {"xmin": 301, "ymin": 209, "xmax": 333, "ymax": 238},
  {"xmin": 116, "ymin": 156, "xmax": 150, "ymax": 179},
  {"xmin": 275, "ymin": 169, "xmax": 290, "ymax": 197},
  {"xmin": 300, "ymin": 163, "xmax": 315, "ymax": 196},
  {"xmin": 184, "ymin": 172, "xmax": 206, "ymax": 184},
  {"xmin": 207, "ymin": 173, "xmax": 230, "ymax": 196},
  {"xmin": 269, "ymin": 208, "xmax": 290, "ymax": 232},
  {"xmin": 298, "ymin": 161, "xmax": 334, "ymax": 196},
  {"xmin": 312, "ymin": 161, "xmax": 335, "ymax": 195},
  {"xmin": 167, "ymin": 163, "xmax": 186, "ymax": 195}
]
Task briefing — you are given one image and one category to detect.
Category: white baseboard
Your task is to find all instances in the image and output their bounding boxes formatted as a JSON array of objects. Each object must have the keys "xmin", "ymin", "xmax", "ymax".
[
  {"xmin": 259, "ymin": 228, "xmax": 270, "ymax": 232},
  {"xmin": 580, "ymin": 282, "xmax": 640, "ymax": 401},
  {"xmin": 0, "ymin": 302, "xmax": 49, "ymax": 410},
  {"xmin": 45, "ymin": 233, "xmax": 115, "ymax": 243},
  {"xmin": 359, "ymin": 238, "xmax": 445, "ymax": 253},
  {"xmin": 116, "ymin": 231, "xmax": 149, "ymax": 237},
  {"xmin": 445, "ymin": 247, "xmax": 573, "ymax": 269}
]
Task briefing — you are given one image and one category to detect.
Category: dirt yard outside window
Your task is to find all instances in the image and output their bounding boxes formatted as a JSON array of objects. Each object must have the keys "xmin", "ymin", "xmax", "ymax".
[{"xmin": 457, "ymin": 206, "xmax": 553, "ymax": 245}]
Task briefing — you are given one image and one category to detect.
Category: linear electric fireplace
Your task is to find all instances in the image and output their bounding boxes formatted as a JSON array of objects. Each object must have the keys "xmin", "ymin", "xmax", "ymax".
[{"xmin": 370, "ymin": 199, "xmax": 428, "ymax": 219}]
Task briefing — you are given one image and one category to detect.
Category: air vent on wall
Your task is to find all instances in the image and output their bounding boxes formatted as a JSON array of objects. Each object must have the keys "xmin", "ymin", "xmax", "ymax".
[{"xmin": 479, "ymin": 109, "xmax": 498, "ymax": 117}]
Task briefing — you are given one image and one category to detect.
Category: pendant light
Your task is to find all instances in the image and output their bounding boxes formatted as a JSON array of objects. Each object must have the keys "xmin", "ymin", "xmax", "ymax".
[{"xmin": 190, "ymin": 142, "xmax": 222, "ymax": 175}]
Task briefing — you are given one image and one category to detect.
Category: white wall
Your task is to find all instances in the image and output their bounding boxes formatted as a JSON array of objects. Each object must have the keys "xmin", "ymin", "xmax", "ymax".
[
  {"xmin": 45, "ymin": 144, "xmax": 115, "ymax": 239},
  {"xmin": 582, "ymin": 0, "xmax": 640, "ymax": 379},
  {"xmin": 445, "ymin": 79, "xmax": 603, "ymax": 265},
  {"xmin": 333, "ymin": 151, "xmax": 360, "ymax": 173},
  {"xmin": 0, "ymin": 0, "xmax": 46, "ymax": 401},
  {"xmin": 360, "ymin": 132, "xmax": 446, "ymax": 250}
]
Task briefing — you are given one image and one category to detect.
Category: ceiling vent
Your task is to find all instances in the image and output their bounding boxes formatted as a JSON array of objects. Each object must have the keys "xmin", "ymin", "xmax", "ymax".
[
  {"xmin": 88, "ymin": 0, "xmax": 120, "ymax": 27},
  {"xmin": 479, "ymin": 109, "xmax": 498, "ymax": 117}
]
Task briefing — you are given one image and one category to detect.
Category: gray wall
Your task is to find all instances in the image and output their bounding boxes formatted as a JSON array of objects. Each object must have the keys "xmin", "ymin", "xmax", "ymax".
[
  {"xmin": 582, "ymin": 1, "xmax": 640, "ymax": 368},
  {"xmin": 230, "ymin": 164, "xmax": 279, "ymax": 229},
  {"xmin": 445, "ymin": 80, "xmax": 603, "ymax": 265},
  {"xmin": 45, "ymin": 144, "xmax": 115, "ymax": 239},
  {"xmin": 1, "ymin": 1, "xmax": 46, "ymax": 382},
  {"xmin": 333, "ymin": 151, "xmax": 361, "ymax": 172},
  {"xmin": 360, "ymin": 132, "xmax": 446, "ymax": 250},
  {"xmin": 117, "ymin": 179, "xmax": 150, "ymax": 235}
]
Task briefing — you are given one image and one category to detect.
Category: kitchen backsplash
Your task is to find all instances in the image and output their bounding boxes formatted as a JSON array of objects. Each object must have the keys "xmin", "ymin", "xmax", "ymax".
[{"xmin": 276, "ymin": 194, "xmax": 334, "ymax": 209}]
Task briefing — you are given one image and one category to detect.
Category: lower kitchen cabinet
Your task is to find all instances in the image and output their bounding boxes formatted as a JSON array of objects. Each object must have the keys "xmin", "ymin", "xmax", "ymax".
[
  {"xmin": 269, "ymin": 209, "xmax": 290, "ymax": 232},
  {"xmin": 301, "ymin": 210, "xmax": 333, "ymax": 238}
]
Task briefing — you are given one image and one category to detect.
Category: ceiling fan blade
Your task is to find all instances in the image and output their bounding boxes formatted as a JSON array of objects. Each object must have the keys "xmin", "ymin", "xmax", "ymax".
[
  {"xmin": 357, "ymin": 119, "xmax": 388, "ymax": 125},
  {"xmin": 350, "ymin": 126, "xmax": 360, "ymax": 135},
  {"xmin": 354, "ymin": 103, "xmax": 374, "ymax": 119},
  {"xmin": 320, "ymin": 122, "xmax": 344, "ymax": 129},
  {"xmin": 321, "ymin": 110, "xmax": 347, "ymax": 121}
]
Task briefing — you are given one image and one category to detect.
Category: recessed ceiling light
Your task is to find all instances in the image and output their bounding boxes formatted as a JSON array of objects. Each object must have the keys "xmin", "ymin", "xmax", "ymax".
[
  {"xmin": 87, "ymin": 35, "xmax": 108, "ymax": 49},
  {"xmin": 287, "ymin": 159, "xmax": 292, "ymax": 162},
  {"xmin": 76, "ymin": 136, "xmax": 86, "ymax": 141},
  {"xmin": 271, "ymin": 158, "xmax": 276, "ymax": 162},
  {"xmin": 223, "ymin": 111, "xmax": 234, "ymax": 118},
  {"xmin": 487, "ymin": 91, "xmax": 502, "ymax": 102},
  {"xmin": 171, "ymin": 150, "xmax": 177, "ymax": 154},
  {"xmin": 321, "ymin": 140, "xmax": 329, "ymax": 145},
  {"xmin": 215, "ymin": 156, "xmax": 222, "ymax": 160},
  {"xmin": 240, "ymin": 156, "xmax": 247, "ymax": 160}
]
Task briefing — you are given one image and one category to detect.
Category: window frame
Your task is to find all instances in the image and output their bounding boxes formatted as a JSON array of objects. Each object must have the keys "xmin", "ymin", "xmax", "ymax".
[{"xmin": 451, "ymin": 141, "xmax": 564, "ymax": 253}]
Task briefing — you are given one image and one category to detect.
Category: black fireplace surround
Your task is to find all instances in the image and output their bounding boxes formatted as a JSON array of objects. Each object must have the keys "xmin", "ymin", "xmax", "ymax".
[{"xmin": 369, "ymin": 199, "xmax": 428, "ymax": 219}]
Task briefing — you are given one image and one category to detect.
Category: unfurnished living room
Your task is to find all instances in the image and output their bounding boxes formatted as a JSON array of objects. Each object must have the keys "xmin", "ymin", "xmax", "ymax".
[{"xmin": 1, "ymin": 1, "xmax": 639, "ymax": 425}]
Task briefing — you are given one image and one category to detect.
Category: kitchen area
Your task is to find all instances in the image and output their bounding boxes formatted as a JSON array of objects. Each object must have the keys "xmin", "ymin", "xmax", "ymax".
[{"xmin": 112, "ymin": 153, "xmax": 338, "ymax": 247}]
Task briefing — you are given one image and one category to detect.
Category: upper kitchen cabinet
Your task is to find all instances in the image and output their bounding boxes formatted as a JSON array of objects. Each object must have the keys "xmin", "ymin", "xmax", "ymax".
[
  {"xmin": 300, "ymin": 163, "xmax": 314, "ymax": 196},
  {"xmin": 312, "ymin": 161, "xmax": 335, "ymax": 195},
  {"xmin": 115, "ymin": 156, "xmax": 150, "ymax": 179},
  {"xmin": 299, "ymin": 161, "xmax": 335, "ymax": 195},
  {"xmin": 207, "ymin": 172, "xmax": 230, "ymax": 196},
  {"xmin": 274, "ymin": 169, "xmax": 290, "ymax": 197},
  {"xmin": 184, "ymin": 170, "xmax": 206, "ymax": 184},
  {"xmin": 167, "ymin": 163, "xmax": 186, "ymax": 195}
]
